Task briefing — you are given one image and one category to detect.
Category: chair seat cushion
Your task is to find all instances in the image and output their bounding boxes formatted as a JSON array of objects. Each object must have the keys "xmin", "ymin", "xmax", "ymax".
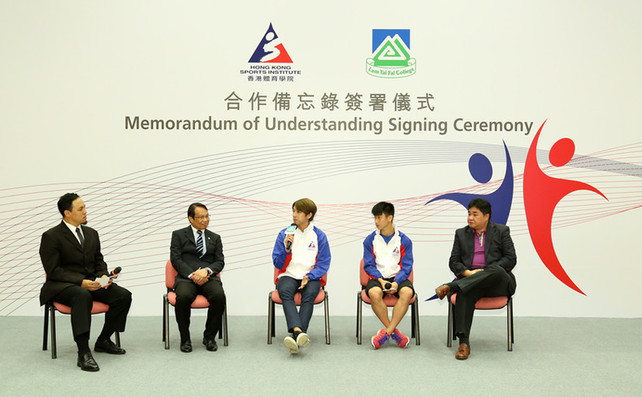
[
  {"xmin": 450, "ymin": 293, "xmax": 508, "ymax": 309},
  {"xmin": 271, "ymin": 289, "xmax": 325, "ymax": 305},
  {"xmin": 53, "ymin": 301, "xmax": 110, "ymax": 314},
  {"xmin": 360, "ymin": 289, "xmax": 416, "ymax": 306},
  {"xmin": 166, "ymin": 291, "xmax": 211, "ymax": 308}
]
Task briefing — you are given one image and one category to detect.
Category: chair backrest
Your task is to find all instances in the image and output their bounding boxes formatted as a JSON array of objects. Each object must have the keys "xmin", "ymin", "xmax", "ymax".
[
  {"xmin": 359, "ymin": 258, "xmax": 414, "ymax": 287},
  {"xmin": 166, "ymin": 259, "xmax": 177, "ymax": 289},
  {"xmin": 273, "ymin": 267, "xmax": 327, "ymax": 287}
]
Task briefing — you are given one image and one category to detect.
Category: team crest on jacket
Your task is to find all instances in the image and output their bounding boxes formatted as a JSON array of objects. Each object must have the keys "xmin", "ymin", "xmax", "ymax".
[
  {"xmin": 392, "ymin": 247, "xmax": 400, "ymax": 256},
  {"xmin": 307, "ymin": 241, "xmax": 316, "ymax": 250}
]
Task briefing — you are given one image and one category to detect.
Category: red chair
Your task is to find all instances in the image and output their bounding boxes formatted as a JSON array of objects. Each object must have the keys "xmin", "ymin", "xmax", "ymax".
[
  {"xmin": 447, "ymin": 293, "xmax": 514, "ymax": 351},
  {"xmin": 42, "ymin": 301, "xmax": 120, "ymax": 359},
  {"xmin": 267, "ymin": 268, "xmax": 330, "ymax": 344},
  {"xmin": 162, "ymin": 259, "xmax": 228, "ymax": 349},
  {"xmin": 356, "ymin": 259, "xmax": 420, "ymax": 345}
]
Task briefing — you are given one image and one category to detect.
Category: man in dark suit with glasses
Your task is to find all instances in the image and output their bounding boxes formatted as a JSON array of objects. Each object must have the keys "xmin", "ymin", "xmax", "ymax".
[{"xmin": 170, "ymin": 202, "xmax": 226, "ymax": 353}]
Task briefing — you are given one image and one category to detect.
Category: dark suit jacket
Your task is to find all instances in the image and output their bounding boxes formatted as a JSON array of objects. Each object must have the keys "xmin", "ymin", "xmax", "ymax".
[
  {"xmin": 449, "ymin": 222, "xmax": 517, "ymax": 295},
  {"xmin": 169, "ymin": 226, "xmax": 224, "ymax": 288},
  {"xmin": 39, "ymin": 221, "xmax": 109, "ymax": 305}
]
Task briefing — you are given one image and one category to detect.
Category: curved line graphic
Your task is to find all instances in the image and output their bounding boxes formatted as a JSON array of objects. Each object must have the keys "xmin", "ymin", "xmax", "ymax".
[{"xmin": 0, "ymin": 139, "xmax": 638, "ymax": 314}]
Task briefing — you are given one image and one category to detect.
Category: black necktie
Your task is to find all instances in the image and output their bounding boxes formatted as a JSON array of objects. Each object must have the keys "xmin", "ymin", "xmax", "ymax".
[{"xmin": 75, "ymin": 227, "xmax": 85, "ymax": 247}]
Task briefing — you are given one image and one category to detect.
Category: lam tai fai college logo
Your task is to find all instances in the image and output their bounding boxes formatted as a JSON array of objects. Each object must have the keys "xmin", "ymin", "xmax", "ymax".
[
  {"xmin": 366, "ymin": 29, "xmax": 416, "ymax": 78},
  {"xmin": 240, "ymin": 23, "xmax": 302, "ymax": 82}
]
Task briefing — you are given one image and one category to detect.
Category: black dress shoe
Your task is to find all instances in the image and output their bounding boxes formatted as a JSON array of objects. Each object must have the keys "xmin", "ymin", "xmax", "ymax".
[
  {"xmin": 77, "ymin": 352, "xmax": 100, "ymax": 372},
  {"xmin": 203, "ymin": 337, "xmax": 218, "ymax": 351},
  {"xmin": 180, "ymin": 340, "xmax": 192, "ymax": 353},
  {"xmin": 94, "ymin": 339, "xmax": 126, "ymax": 354}
]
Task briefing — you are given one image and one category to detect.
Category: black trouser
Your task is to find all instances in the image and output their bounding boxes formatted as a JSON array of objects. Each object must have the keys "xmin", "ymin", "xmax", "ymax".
[
  {"xmin": 452, "ymin": 265, "xmax": 511, "ymax": 340},
  {"xmin": 174, "ymin": 278, "xmax": 226, "ymax": 341},
  {"xmin": 53, "ymin": 283, "xmax": 132, "ymax": 338}
]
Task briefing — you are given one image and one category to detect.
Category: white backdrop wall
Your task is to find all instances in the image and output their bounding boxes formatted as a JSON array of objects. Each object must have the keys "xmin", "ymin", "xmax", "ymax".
[{"xmin": 1, "ymin": 1, "xmax": 640, "ymax": 318}]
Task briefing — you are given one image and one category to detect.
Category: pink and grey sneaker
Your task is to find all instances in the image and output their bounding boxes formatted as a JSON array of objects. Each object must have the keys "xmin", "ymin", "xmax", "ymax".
[
  {"xmin": 371, "ymin": 329, "xmax": 389, "ymax": 349},
  {"xmin": 391, "ymin": 329, "xmax": 409, "ymax": 348}
]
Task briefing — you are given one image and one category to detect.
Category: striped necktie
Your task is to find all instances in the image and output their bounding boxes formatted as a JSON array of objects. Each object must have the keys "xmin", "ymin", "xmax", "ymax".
[
  {"xmin": 196, "ymin": 230, "xmax": 204, "ymax": 258},
  {"xmin": 75, "ymin": 227, "xmax": 85, "ymax": 247}
]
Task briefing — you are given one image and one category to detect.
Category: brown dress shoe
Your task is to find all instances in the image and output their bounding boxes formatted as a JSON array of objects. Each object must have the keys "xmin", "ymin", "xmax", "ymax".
[
  {"xmin": 455, "ymin": 343, "xmax": 470, "ymax": 360},
  {"xmin": 435, "ymin": 284, "xmax": 450, "ymax": 300}
]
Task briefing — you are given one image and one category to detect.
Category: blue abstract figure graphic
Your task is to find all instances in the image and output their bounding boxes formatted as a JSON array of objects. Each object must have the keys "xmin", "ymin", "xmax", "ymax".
[{"xmin": 426, "ymin": 141, "xmax": 514, "ymax": 225}]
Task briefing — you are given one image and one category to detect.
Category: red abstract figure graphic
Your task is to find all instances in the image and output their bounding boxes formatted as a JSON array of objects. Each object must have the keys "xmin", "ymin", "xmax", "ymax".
[{"xmin": 524, "ymin": 120, "xmax": 607, "ymax": 295}]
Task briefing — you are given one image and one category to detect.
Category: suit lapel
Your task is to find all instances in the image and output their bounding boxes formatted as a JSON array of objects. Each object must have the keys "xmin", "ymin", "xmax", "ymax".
[
  {"xmin": 60, "ymin": 222, "xmax": 83, "ymax": 252},
  {"xmin": 203, "ymin": 230, "xmax": 213, "ymax": 251},
  {"xmin": 184, "ymin": 226, "xmax": 197, "ymax": 254},
  {"xmin": 462, "ymin": 226, "xmax": 474, "ymax": 263},
  {"xmin": 484, "ymin": 223, "xmax": 495, "ymax": 259},
  {"xmin": 186, "ymin": 226, "xmax": 195, "ymax": 244}
]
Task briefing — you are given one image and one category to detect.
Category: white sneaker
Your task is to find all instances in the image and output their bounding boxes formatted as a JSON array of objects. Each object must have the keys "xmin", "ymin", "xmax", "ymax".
[
  {"xmin": 296, "ymin": 332, "xmax": 310, "ymax": 347},
  {"xmin": 284, "ymin": 336, "xmax": 299, "ymax": 354}
]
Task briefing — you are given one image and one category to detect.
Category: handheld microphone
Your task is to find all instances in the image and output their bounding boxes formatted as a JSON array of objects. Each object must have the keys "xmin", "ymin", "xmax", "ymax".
[
  {"xmin": 285, "ymin": 223, "xmax": 297, "ymax": 250},
  {"xmin": 108, "ymin": 266, "xmax": 122, "ymax": 279}
]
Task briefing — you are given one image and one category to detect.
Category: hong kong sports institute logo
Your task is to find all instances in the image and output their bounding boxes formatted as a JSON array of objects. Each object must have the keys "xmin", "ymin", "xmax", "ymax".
[
  {"xmin": 366, "ymin": 29, "xmax": 416, "ymax": 78},
  {"xmin": 241, "ymin": 23, "xmax": 302, "ymax": 82},
  {"xmin": 248, "ymin": 23, "xmax": 293, "ymax": 63}
]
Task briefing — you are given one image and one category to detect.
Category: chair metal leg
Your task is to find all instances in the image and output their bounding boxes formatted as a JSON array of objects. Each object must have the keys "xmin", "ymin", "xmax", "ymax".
[
  {"xmin": 324, "ymin": 291, "xmax": 330, "ymax": 344},
  {"xmin": 507, "ymin": 298, "xmax": 513, "ymax": 351},
  {"xmin": 447, "ymin": 299, "xmax": 453, "ymax": 348},
  {"xmin": 357, "ymin": 293, "xmax": 363, "ymax": 345},
  {"xmin": 163, "ymin": 294, "xmax": 170, "ymax": 349},
  {"xmin": 510, "ymin": 297, "xmax": 515, "ymax": 344},
  {"xmin": 271, "ymin": 300, "xmax": 276, "ymax": 338},
  {"xmin": 223, "ymin": 304, "xmax": 229, "ymax": 346},
  {"xmin": 267, "ymin": 293, "xmax": 274, "ymax": 344},
  {"xmin": 162, "ymin": 294, "xmax": 166, "ymax": 343},
  {"xmin": 217, "ymin": 304, "xmax": 224, "ymax": 341},
  {"xmin": 50, "ymin": 304, "xmax": 57, "ymax": 359},
  {"xmin": 411, "ymin": 299, "xmax": 416, "ymax": 339},
  {"xmin": 355, "ymin": 292, "xmax": 359, "ymax": 338},
  {"xmin": 217, "ymin": 310, "xmax": 222, "ymax": 340},
  {"xmin": 43, "ymin": 303, "xmax": 49, "ymax": 351},
  {"xmin": 413, "ymin": 296, "xmax": 420, "ymax": 345}
]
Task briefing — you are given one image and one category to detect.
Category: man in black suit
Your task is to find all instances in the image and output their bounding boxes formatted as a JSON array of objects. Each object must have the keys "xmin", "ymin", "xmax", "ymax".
[
  {"xmin": 435, "ymin": 198, "xmax": 516, "ymax": 360},
  {"xmin": 170, "ymin": 203, "xmax": 226, "ymax": 353},
  {"xmin": 39, "ymin": 193, "xmax": 132, "ymax": 371}
]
